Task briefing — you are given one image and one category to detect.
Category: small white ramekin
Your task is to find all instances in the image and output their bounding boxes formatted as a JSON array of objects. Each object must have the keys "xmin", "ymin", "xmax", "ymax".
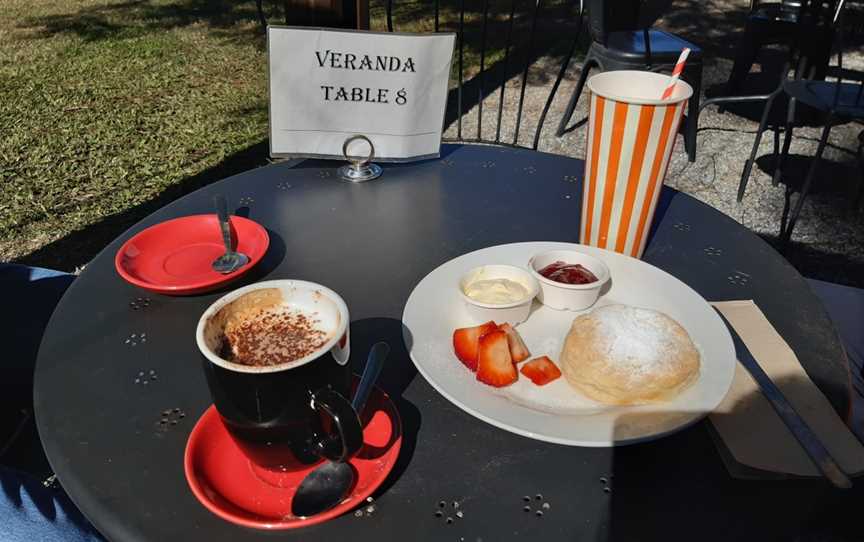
[
  {"xmin": 458, "ymin": 265, "xmax": 539, "ymax": 325},
  {"xmin": 527, "ymin": 250, "xmax": 610, "ymax": 311}
]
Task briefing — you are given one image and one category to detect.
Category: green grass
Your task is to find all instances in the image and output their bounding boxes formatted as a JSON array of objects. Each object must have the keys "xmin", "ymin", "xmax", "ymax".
[
  {"xmin": 1, "ymin": 0, "xmax": 270, "ymax": 267},
  {"xmin": 0, "ymin": 0, "xmax": 581, "ymax": 268}
]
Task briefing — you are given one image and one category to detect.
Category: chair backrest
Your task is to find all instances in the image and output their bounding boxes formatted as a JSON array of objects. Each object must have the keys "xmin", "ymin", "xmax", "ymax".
[
  {"xmin": 585, "ymin": 0, "xmax": 673, "ymax": 43},
  {"xmin": 824, "ymin": 0, "xmax": 864, "ymax": 106},
  {"xmin": 750, "ymin": 0, "xmax": 804, "ymax": 11},
  {"xmin": 782, "ymin": 0, "xmax": 864, "ymax": 108},
  {"xmin": 764, "ymin": 0, "xmax": 840, "ymax": 79},
  {"xmin": 382, "ymin": 0, "xmax": 586, "ymax": 151},
  {"xmin": 801, "ymin": 0, "xmax": 848, "ymax": 77},
  {"xmin": 586, "ymin": 0, "xmax": 642, "ymax": 44}
]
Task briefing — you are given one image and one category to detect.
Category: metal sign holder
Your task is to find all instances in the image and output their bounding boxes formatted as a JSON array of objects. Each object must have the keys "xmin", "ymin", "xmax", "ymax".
[{"xmin": 338, "ymin": 135, "xmax": 383, "ymax": 183}]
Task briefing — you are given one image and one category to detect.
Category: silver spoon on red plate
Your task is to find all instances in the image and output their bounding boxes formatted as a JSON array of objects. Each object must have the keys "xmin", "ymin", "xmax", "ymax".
[
  {"xmin": 291, "ymin": 342, "xmax": 390, "ymax": 517},
  {"xmin": 211, "ymin": 194, "xmax": 249, "ymax": 274}
]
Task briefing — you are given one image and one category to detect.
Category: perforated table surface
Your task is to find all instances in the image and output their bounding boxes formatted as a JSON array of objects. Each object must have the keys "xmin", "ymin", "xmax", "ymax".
[{"xmin": 34, "ymin": 144, "xmax": 860, "ymax": 541}]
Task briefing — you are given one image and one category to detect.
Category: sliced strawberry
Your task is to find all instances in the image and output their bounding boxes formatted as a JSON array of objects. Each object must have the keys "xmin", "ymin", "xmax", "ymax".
[
  {"xmin": 520, "ymin": 356, "xmax": 562, "ymax": 386},
  {"xmin": 453, "ymin": 321, "xmax": 498, "ymax": 371},
  {"xmin": 498, "ymin": 323, "xmax": 531, "ymax": 363},
  {"xmin": 476, "ymin": 330, "xmax": 517, "ymax": 387}
]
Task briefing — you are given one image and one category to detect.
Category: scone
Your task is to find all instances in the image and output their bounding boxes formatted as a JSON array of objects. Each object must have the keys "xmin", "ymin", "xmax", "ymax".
[{"xmin": 560, "ymin": 305, "xmax": 700, "ymax": 405}]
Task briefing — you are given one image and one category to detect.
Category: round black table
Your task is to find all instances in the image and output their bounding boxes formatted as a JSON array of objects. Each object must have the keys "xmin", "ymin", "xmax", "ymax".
[{"xmin": 34, "ymin": 144, "xmax": 860, "ymax": 541}]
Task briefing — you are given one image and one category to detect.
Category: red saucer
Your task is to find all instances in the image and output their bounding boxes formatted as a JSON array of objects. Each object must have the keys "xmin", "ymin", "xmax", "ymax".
[
  {"xmin": 115, "ymin": 214, "xmax": 269, "ymax": 295},
  {"xmin": 184, "ymin": 388, "xmax": 402, "ymax": 529}
]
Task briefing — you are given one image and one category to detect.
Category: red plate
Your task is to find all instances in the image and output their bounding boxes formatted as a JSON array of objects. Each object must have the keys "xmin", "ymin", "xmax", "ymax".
[
  {"xmin": 115, "ymin": 215, "xmax": 269, "ymax": 295},
  {"xmin": 184, "ymin": 388, "xmax": 402, "ymax": 529}
]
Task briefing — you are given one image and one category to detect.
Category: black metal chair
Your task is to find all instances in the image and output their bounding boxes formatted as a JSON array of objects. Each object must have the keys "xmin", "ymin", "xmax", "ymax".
[
  {"xmin": 743, "ymin": 0, "xmax": 864, "ymax": 245},
  {"xmin": 554, "ymin": 0, "xmax": 703, "ymax": 162},
  {"xmin": 698, "ymin": 1, "xmax": 839, "ymax": 202},
  {"xmin": 731, "ymin": 0, "xmax": 840, "ymax": 198},
  {"xmin": 723, "ymin": 1, "xmax": 823, "ymax": 97}
]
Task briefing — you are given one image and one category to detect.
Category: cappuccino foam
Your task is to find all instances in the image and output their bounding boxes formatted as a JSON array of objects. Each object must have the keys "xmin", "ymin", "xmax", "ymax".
[
  {"xmin": 207, "ymin": 288, "xmax": 336, "ymax": 367},
  {"xmin": 221, "ymin": 305, "xmax": 328, "ymax": 367}
]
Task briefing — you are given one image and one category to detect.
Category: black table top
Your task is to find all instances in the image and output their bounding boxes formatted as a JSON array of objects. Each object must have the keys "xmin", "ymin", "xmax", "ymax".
[{"xmin": 34, "ymin": 144, "xmax": 860, "ymax": 541}]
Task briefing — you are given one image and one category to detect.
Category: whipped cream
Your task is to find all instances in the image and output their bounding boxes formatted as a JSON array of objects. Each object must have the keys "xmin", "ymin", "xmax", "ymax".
[{"xmin": 464, "ymin": 278, "xmax": 529, "ymax": 304}]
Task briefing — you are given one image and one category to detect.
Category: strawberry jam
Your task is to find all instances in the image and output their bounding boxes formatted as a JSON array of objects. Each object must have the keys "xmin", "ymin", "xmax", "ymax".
[{"xmin": 537, "ymin": 261, "xmax": 598, "ymax": 285}]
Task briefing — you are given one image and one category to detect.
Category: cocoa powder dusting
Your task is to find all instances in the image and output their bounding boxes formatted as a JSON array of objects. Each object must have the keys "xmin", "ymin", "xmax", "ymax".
[{"xmin": 220, "ymin": 306, "xmax": 328, "ymax": 366}]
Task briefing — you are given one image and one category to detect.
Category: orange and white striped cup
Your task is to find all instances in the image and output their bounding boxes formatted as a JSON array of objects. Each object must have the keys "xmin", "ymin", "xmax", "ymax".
[{"xmin": 581, "ymin": 70, "xmax": 692, "ymax": 258}]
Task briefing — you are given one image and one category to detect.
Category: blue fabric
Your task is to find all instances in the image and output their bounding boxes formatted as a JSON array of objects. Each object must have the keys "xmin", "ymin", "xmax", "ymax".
[
  {"xmin": 0, "ymin": 467, "xmax": 102, "ymax": 542},
  {"xmin": 0, "ymin": 264, "xmax": 75, "ymax": 371},
  {"xmin": 0, "ymin": 263, "xmax": 74, "ymax": 408},
  {"xmin": 0, "ymin": 264, "xmax": 104, "ymax": 541}
]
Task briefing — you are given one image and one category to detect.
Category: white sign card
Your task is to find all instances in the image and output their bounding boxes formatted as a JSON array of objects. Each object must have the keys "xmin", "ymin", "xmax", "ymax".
[{"xmin": 268, "ymin": 27, "xmax": 456, "ymax": 161}]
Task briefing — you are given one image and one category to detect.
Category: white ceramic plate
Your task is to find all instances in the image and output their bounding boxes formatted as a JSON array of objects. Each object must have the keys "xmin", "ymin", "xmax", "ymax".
[{"xmin": 402, "ymin": 242, "xmax": 736, "ymax": 447}]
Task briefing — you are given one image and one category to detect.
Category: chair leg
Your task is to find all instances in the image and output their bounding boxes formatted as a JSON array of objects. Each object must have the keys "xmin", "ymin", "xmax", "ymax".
[
  {"xmin": 855, "ymin": 135, "xmax": 864, "ymax": 211},
  {"xmin": 780, "ymin": 183, "xmax": 793, "ymax": 238},
  {"xmin": 683, "ymin": 65, "xmax": 702, "ymax": 163},
  {"xmin": 856, "ymin": 172, "xmax": 864, "ymax": 211},
  {"xmin": 724, "ymin": 21, "xmax": 762, "ymax": 99},
  {"xmin": 772, "ymin": 124, "xmax": 780, "ymax": 167},
  {"xmin": 773, "ymin": 96, "xmax": 796, "ymax": 186},
  {"xmin": 738, "ymin": 92, "xmax": 779, "ymax": 202},
  {"xmin": 779, "ymin": 117, "xmax": 833, "ymax": 246},
  {"xmin": 255, "ymin": 0, "xmax": 267, "ymax": 28},
  {"xmin": 556, "ymin": 55, "xmax": 597, "ymax": 137}
]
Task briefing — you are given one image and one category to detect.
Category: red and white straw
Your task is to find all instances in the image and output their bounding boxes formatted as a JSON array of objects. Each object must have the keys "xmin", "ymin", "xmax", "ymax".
[{"xmin": 661, "ymin": 48, "xmax": 691, "ymax": 100}]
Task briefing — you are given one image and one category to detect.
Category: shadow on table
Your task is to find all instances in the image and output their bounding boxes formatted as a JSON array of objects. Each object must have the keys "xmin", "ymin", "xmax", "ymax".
[
  {"xmin": 650, "ymin": 182, "xmax": 864, "ymax": 290},
  {"xmin": 649, "ymin": 187, "xmax": 678, "ymax": 243},
  {"xmin": 605, "ymin": 375, "xmax": 863, "ymax": 542},
  {"xmin": 759, "ymin": 232, "xmax": 864, "ymax": 289},
  {"xmin": 347, "ymin": 317, "xmax": 420, "ymax": 498},
  {"xmin": 282, "ymin": 144, "xmax": 461, "ymax": 174},
  {"xmin": 336, "ymin": 317, "xmax": 860, "ymax": 540}
]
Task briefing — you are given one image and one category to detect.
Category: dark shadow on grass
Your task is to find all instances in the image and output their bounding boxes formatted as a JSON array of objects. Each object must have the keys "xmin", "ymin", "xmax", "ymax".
[
  {"xmin": 15, "ymin": 140, "xmax": 272, "ymax": 271},
  {"xmin": 347, "ymin": 317, "xmax": 420, "ymax": 498},
  {"xmin": 20, "ymin": 0, "xmax": 587, "ymax": 144},
  {"xmin": 20, "ymin": 0, "xmax": 267, "ymax": 47}
]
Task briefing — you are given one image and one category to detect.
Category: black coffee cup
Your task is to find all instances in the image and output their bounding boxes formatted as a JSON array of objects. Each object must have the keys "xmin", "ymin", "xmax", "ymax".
[{"xmin": 196, "ymin": 280, "xmax": 361, "ymax": 483}]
